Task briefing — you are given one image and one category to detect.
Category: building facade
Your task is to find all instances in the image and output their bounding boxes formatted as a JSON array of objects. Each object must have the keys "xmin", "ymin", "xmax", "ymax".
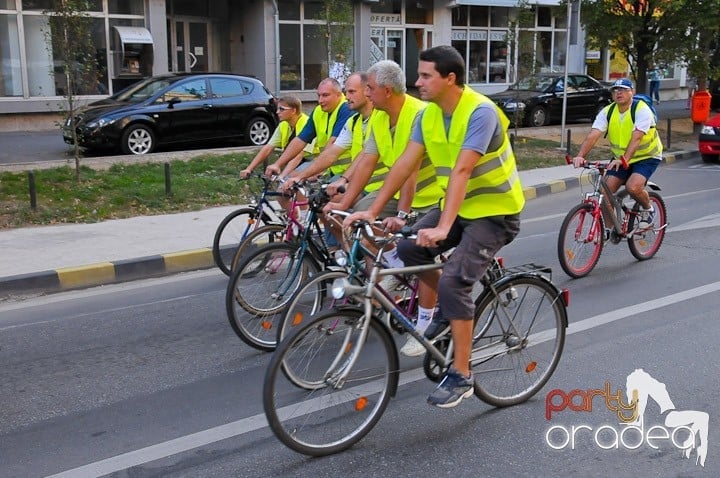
[{"xmin": 0, "ymin": 0, "xmax": 687, "ymax": 128}]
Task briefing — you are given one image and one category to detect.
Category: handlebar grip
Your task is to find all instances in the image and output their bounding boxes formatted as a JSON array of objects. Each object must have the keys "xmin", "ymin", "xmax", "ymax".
[
  {"xmin": 336, "ymin": 185, "xmax": 346, "ymax": 194},
  {"xmin": 565, "ymin": 154, "xmax": 573, "ymax": 165}
]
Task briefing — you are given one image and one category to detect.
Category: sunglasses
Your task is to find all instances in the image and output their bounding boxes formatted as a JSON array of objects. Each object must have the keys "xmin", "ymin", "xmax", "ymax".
[{"xmin": 277, "ymin": 106, "xmax": 293, "ymax": 111}]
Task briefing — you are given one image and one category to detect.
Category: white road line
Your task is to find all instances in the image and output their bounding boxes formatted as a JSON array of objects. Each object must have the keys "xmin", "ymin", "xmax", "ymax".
[{"xmin": 46, "ymin": 280, "xmax": 720, "ymax": 478}]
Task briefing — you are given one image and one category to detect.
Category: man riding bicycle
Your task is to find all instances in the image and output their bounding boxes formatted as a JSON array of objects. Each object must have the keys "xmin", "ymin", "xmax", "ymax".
[{"xmin": 572, "ymin": 78, "xmax": 663, "ymax": 234}]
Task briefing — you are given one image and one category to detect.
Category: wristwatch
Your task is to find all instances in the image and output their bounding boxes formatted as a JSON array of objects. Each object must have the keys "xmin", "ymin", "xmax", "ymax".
[{"xmin": 396, "ymin": 210, "xmax": 409, "ymax": 220}]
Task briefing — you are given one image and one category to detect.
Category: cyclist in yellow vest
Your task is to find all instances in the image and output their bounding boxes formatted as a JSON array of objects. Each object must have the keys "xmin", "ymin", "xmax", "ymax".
[
  {"xmin": 265, "ymin": 78, "xmax": 353, "ymax": 178},
  {"xmin": 280, "ymin": 72, "xmax": 377, "ymax": 188},
  {"xmin": 240, "ymin": 95, "xmax": 317, "ymax": 179},
  {"xmin": 572, "ymin": 78, "xmax": 663, "ymax": 233},
  {"xmin": 345, "ymin": 46, "xmax": 525, "ymax": 408}
]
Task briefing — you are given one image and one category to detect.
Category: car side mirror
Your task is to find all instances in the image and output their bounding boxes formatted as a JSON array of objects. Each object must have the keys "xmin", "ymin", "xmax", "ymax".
[{"xmin": 167, "ymin": 97, "xmax": 181, "ymax": 109}]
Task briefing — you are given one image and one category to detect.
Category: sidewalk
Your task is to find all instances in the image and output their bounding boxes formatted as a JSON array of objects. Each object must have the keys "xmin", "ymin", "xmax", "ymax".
[{"xmin": 0, "ymin": 147, "xmax": 700, "ymax": 299}]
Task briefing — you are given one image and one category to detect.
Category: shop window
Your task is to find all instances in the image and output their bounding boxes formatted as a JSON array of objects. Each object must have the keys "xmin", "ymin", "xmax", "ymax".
[
  {"xmin": 490, "ymin": 7, "xmax": 508, "ymax": 28},
  {"xmin": 451, "ymin": 5, "xmax": 467, "ymax": 26},
  {"xmin": 537, "ymin": 6, "xmax": 552, "ymax": 27},
  {"xmin": 0, "ymin": 14, "xmax": 23, "ymax": 96},
  {"xmin": 109, "ymin": 0, "xmax": 144, "ymax": 15},
  {"xmin": 470, "ymin": 6, "xmax": 488, "ymax": 27},
  {"xmin": 303, "ymin": 24, "xmax": 326, "ymax": 89},
  {"xmin": 371, "ymin": 0, "xmax": 401, "ymax": 15},
  {"xmin": 489, "ymin": 40, "xmax": 507, "ymax": 83},
  {"xmin": 304, "ymin": 0, "xmax": 325, "ymax": 20},
  {"xmin": 469, "ymin": 40, "xmax": 488, "ymax": 83},
  {"xmin": 23, "ymin": 0, "xmax": 101, "ymax": 11},
  {"xmin": 278, "ymin": 0, "xmax": 300, "ymax": 21},
  {"xmin": 279, "ymin": 23, "xmax": 301, "ymax": 90},
  {"xmin": 406, "ymin": 1, "xmax": 432, "ymax": 24},
  {"xmin": 1, "ymin": 0, "xmax": 16, "ymax": 8}
]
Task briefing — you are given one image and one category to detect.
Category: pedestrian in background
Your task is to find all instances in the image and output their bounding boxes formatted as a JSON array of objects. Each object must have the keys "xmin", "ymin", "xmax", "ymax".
[{"xmin": 647, "ymin": 65, "xmax": 662, "ymax": 105}]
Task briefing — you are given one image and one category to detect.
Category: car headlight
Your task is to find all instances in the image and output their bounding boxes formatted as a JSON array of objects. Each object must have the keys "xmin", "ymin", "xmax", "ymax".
[
  {"xmin": 85, "ymin": 117, "xmax": 115, "ymax": 129},
  {"xmin": 504, "ymin": 101, "xmax": 526, "ymax": 111},
  {"xmin": 700, "ymin": 125, "xmax": 717, "ymax": 135}
]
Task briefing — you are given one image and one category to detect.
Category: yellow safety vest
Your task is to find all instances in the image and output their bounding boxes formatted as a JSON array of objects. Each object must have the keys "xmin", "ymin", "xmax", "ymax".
[
  {"xmin": 370, "ymin": 95, "xmax": 444, "ymax": 209},
  {"xmin": 420, "ymin": 86, "xmax": 525, "ymax": 219},
  {"xmin": 311, "ymin": 99, "xmax": 351, "ymax": 175},
  {"xmin": 278, "ymin": 113, "xmax": 318, "ymax": 154},
  {"xmin": 605, "ymin": 102, "xmax": 663, "ymax": 164}
]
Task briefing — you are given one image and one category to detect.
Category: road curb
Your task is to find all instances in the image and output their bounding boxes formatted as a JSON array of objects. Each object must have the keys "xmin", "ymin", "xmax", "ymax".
[{"xmin": 1, "ymin": 148, "xmax": 700, "ymax": 299}]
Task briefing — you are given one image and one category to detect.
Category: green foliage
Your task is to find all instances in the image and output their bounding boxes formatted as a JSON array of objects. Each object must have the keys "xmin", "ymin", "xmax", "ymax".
[
  {"xmin": 578, "ymin": 0, "xmax": 720, "ymax": 92},
  {"xmin": 313, "ymin": 0, "xmax": 355, "ymax": 77},
  {"xmin": 43, "ymin": 0, "xmax": 100, "ymax": 181},
  {"xmin": 505, "ymin": 0, "xmax": 538, "ymax": 130}
]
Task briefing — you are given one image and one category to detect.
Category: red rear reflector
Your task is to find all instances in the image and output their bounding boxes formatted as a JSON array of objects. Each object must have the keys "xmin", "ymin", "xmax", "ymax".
[{"xmin": 561, "ymin": 289, "xmax": 570, "ymax": 307}]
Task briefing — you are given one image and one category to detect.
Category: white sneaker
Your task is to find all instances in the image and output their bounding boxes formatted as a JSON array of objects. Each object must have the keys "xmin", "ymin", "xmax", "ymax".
[{"xmin": 400, "ymin": 335, "xmax": 426, "ymax": 357}]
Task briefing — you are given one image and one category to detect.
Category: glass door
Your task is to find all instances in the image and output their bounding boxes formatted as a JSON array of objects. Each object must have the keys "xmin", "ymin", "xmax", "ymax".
[
  {"xmin": 370, "ymin": 28, "xmax": 404, "ymax": 68},
  {"xmin": 169, "ymin": 20, "xmax": 209, "ymax": 72}
]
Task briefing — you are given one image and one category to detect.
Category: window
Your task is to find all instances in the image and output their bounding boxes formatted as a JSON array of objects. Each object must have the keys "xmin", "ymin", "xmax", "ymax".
[
  {"xmin": 278, "ymin": 0, "xmax": 299, "ymax": 20},
  {"xmin": 108, "ymin": 0, "xmax": 144, "ymax": 15},
  {"xmin": 162, "ymin": 79, "xmax": 207, "ymax": 102},
  {"xmin": 210, "ymin": 78, "xmax": 248, "ymax": 98},
  {"xmin": 0, "ymin": 14, "xmax": 22, "ymax": 96}
]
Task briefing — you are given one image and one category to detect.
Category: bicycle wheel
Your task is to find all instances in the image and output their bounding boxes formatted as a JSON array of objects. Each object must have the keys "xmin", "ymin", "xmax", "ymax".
[
  {"xmin": 471, "ymin": 274, "xmax": 566, "ymax": 407},
  {"xmin": 213, "ymin": 207, "xmax": 266, "ymax": 276},
  {"xmin": 628, "ymin": 191, "xmax": 667, "ymax": 261},
  {"xmin": 226, "ymin": 242, "xmax": 320, "ymax": 351},
  {"xmin": 230, "ymin": 223, "xmax": 286, "ymax": 273},
  {"xmin": 557, "ymin": 203, "xmax": 604, "ymax": 278},
  {"xmin": 276, "ymin": 269, "xmax": 352, "ymax": 345},
  {"xmin": 264, "ymin": 308, "xmax": 398, "ymax": 456}
]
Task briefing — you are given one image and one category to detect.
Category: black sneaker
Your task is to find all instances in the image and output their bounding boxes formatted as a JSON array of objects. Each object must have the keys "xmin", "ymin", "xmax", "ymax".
[
  {"xmin": 423, "ymin": 308, "xmax": 449, "ymax": 340},
  {"xmin": 427, "ymin": 367, "xmax": 474, "ymax": 408}
]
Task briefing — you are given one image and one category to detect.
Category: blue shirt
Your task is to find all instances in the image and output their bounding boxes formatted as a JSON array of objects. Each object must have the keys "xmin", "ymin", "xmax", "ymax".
[{"xmin": 298, "ymin": 103, "xmax": 354, "ymax": 144}]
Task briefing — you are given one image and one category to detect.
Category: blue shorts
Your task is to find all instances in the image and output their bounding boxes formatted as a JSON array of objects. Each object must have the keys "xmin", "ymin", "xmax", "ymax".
[{"xmin": 605, "ymin": 158, "xmax": 661, "ymax": 182}]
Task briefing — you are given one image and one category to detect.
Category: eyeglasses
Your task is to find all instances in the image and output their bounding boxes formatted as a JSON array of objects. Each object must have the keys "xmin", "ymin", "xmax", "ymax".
[
  {"xmin": 277, "ymin": 106, "xmax": 292, "ymax": 111},
  {"xmin": 611, "ymin": 88, "xmax": 630, "ymax": 93}
]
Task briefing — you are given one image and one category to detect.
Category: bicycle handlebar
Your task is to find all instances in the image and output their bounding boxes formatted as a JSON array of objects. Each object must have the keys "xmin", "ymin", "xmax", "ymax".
[{"xmin": 565, "ymin": 154, "xmax": 628, "ymax": 170}]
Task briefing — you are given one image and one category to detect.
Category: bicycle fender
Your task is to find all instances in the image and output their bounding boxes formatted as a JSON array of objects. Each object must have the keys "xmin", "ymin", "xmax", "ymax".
[
  {"xmin": 645, "ymin": 181, "xmax": 661, "ymax": 191},
  {"xmin": 474, "ymin": 272, "xmax": 569, "ymax": 329}
]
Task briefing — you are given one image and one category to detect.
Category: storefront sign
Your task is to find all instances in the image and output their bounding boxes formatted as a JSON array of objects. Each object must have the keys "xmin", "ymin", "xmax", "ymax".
[{"xmin": 370, "ymin": 14, "xmax": 401, "ymax": 25}]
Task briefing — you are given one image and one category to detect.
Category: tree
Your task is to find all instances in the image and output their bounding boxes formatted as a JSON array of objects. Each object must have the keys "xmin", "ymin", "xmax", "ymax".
[
  {"xmin": 579, "ymin": 0, "xmax": 720, "ymax": 93},
  {"xmin": 43, "ymin": 0, "xmax": 99, "ymax": 182},
  {"xmin": 314, "ymin": 0, "xmax": 354, "ymax": 80},
  {"xmin": 505, "ymin": 0, "xmax": 540, "ymax": 129}
]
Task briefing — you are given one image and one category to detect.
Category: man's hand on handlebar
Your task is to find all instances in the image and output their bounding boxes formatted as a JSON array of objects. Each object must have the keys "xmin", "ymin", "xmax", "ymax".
[
  {"xmin": 416, "ymin": 226, "xmax": 448, "ymax": 248},
  {"xmin": 239, "ymin": 168, "xmax": 253, "ymax": 179},
  {"xmin": 265, "ymin": 163, "xmax": 281, "ymax": 178},
  {"xmin": 382, "ymin": 216, "xmax": 406, "ymax": 233},
  {"xmin": 343, "ymin": 210, "xmax": 375, "ymax": 228},
  {"xmin": 279, "ymin": 176, "xmax": 300, "ymax": 193},
  {"xmin": 571, "ymin": 156, "xmax": 586, "ymax": 168},
  {"xmin": 606, "ymin": 158, "xmax": 624, "ymax": 171}
]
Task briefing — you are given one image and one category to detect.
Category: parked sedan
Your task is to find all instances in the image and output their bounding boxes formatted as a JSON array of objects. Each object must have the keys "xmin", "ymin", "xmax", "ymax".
[
  {"xmin": 63, "ymin": 73, "xmax": 278, "ymax": 155},
  {"xmin": 698, "ymin": 113, "xmax": 720, "ymax": 163},
  {"xmin": 488, "ymin": 73, "xmax": 612, "ymax": 127}
]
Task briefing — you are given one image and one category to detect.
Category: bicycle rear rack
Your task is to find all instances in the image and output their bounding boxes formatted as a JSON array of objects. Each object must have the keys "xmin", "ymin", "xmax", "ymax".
[{"xmin": 503, "ymin": 262, "xmax": 553, "ymax": 280}]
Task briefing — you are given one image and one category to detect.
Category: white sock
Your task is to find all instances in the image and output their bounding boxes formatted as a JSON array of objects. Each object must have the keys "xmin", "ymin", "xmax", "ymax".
[
  {"xmin": 381, "ymin": 248, "xmax": 405, "ymax": 268},
  {"xmin": 415, "ymin": 306, "xmax": 435, "ymax": 334}
]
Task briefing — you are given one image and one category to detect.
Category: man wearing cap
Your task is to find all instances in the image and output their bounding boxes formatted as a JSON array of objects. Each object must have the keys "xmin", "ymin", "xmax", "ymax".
[{"xmin": 572, "ymin": 77, "xmax": 662, "ymax": 234}]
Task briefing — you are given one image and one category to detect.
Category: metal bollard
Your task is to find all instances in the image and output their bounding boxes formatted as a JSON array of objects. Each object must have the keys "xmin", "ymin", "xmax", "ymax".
[
  {"xmin": 28, "ymin": 171, "xmax": 37, "ymax": 210},
  {"xmin": 666, "ymin": 118, "xmax": 671, "ymax": 149},
  {"xmin": 164, "ymin": 162, "xmax": 172, "ymax": 196},
  {"xmin": 566, "ymin": 129, "xmax": 572, "ymax": 155}
]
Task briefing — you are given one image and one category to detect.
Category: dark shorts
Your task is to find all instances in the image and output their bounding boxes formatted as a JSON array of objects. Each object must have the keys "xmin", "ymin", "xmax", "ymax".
[
  {"xmin": 396, "ymin": 208, "xmax": 520, "ymax": 320},
  {"xmin": 605, "ymin": 157, "xmax": 661, "ymax": 182}
]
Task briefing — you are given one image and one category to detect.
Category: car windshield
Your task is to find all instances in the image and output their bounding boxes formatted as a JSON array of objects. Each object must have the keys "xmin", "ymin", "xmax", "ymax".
[
  {"xmin": 512, "ymin": 76, "xmax": 555, "ymax": 92},
  {"xmin": 111, "ymin": 78, "xmax": 173, "ymax": 103}
]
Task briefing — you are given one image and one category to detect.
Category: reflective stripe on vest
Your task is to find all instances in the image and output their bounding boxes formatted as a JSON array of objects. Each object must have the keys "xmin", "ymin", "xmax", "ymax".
[
  {"xmin": 420, "ymin": 86, "xmax": 525, "ymax": 219},
  {"xmin": 606, "ymin": 102, "xmax": 663, "ymax": 164}
]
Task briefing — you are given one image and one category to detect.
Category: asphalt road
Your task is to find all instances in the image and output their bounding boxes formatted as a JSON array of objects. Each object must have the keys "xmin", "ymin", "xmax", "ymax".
[{"xmin": 1, "ymin": 157, "xmax": 719, "ymax": 477}]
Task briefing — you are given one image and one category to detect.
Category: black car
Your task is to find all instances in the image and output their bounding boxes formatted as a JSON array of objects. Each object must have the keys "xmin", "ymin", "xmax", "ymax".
[
  {"xmin": 489, "ymin": 73, "xmax": 612, "ymax": 127},
  {"xmin": 63, "ymin": 73, "xmax": 278, "ymax": 155}
]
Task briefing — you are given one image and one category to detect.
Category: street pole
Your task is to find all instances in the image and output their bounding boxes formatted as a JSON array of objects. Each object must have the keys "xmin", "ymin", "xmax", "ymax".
[{"xmin": 560, "ymin": 0, "xmax": 571, "ymax": 150}]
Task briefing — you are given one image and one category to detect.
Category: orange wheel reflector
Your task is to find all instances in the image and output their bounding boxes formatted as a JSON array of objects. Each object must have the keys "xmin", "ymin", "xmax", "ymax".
[
  {"xmin": 248, "ymin": 218, "xmax": 256, "ymax": 225},
  {"xmin": 638, "ymin": 240, "xmax": 647, "ymax": 247},
  {"xmin": 261, "ymin": 321, "xmax": 272, "ymax": 330},
  {"xmin": 526, "ymin": 362, "xmax": 537, "ymax": 373},
  {"xmin": 292, "ymin": 312, "xmax": 303, "ymax": 326},
  {"xmin": 355, "ymin": 396, "xmax": 368, "ymax": 411},
  {"xmin": 566, "ymin": 250, "xmax": 575, "ymax": 261},
  {"xmin": 345, "ymin": 342, "xmax": 353, "ymax": 354}
]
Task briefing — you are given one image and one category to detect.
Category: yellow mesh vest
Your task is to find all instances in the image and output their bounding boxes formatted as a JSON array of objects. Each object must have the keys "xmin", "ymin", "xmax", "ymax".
[{"xmin": 605, "ymin": 102, "xmax": 663, "ymax": 164}]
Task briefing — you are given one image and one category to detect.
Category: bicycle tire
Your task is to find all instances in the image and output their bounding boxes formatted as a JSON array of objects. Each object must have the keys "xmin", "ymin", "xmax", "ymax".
[
  {"xmin": 471, "ymin": 274, "xmax": 566, "ymax": 407},
  {"xmin": 230, "ymin": 223, "xmax": 286, "ymax": 273},
  {"xmin": 212, "ymin": 207, "xmax": 266, "ymax": 276},
  {"xmin": 557, "ymin": 203, "xmax": 604, "ymax": 278},
  {"xmin": 628, "ymin": 191, "xmax": 667, "ymax": 261},
  {"xmin": 226, "ymin": 242, "xmax": 320, "ymax": 352},
  {"xmin": 264, "ymin": 308, "xmax": 398, "ymax": 456}
]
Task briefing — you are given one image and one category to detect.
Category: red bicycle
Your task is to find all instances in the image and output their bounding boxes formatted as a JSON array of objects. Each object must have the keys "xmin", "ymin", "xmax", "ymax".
[{"xmin": 557, "ymin": 155, "xmax": 668, "ymax": 278}]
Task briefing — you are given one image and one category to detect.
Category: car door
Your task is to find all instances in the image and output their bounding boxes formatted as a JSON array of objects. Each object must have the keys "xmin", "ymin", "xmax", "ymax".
[
  {"xmin": 208, "ymin": 77, "xmax": 251, "ymax": 139},
  {"xmin": 554, "ymin": 76, "xmax": 582, "ymax": 119},
  {"xmin": 570, "ymin": 75, "xmax": 603, "ymax": 120},
  {"xmin": 153, "ymin": 78, "xmax": 217, "ymax": 143}
]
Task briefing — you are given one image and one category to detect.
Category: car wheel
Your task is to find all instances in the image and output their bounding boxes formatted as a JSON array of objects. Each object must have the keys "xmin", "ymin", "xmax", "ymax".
[
  {"xmin": 527, "ymin": 106, "xmax": 548, "ymax": 127},
  {"xmin": 246, "ymin": 117, "xmax": 272, "ymax": 146},
  {"xmin": 121, "ymin": 124, "xmax": 156, "ymax": 155},
  {"xmin": 701, "ymin": 153, "xmax": 719, "ymax": 163}
]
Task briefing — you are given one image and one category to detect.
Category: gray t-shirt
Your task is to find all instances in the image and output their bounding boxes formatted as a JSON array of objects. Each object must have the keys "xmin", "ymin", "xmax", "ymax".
[{"xmin": 411, "ymin": 103, "xmax": 502, "ymax": 155}]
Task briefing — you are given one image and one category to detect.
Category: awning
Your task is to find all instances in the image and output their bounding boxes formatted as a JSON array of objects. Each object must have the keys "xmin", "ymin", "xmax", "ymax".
[
  {"xmin": 113, "ymin": 26, "xmax": 154, "ymax": 45},
  {"xmin": 449, "ymin": 0, "xmax": 560, "ymax": 6}
]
